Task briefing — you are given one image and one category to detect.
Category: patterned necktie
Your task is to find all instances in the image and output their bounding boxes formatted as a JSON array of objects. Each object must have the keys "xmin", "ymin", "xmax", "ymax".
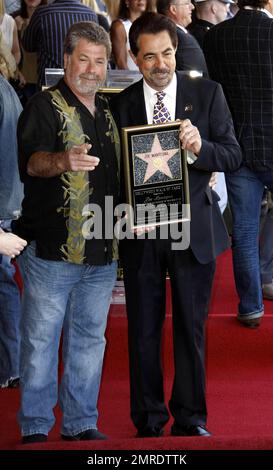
[{"xmin": 153, "ymin": 91, "xmax": 171, "ymax": 124}]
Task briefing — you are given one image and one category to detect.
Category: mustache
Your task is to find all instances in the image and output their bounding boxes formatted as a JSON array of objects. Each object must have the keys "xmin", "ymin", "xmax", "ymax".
[
  {"xmin": 79, "ymin": 73, "xmax": 101, "ymax": 81},
  {"xmin": 151, "ymin": 68, "xmax": 170, "ymax": 75}
]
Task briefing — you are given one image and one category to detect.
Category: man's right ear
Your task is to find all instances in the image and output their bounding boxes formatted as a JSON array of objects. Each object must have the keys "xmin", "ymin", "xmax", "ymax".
[{"xmin": 169, "ymin": 4, "xmax": 177, "ymax": 17}]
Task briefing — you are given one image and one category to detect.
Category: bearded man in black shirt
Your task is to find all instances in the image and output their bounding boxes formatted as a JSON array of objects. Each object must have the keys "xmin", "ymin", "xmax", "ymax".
[{"xmin": 15, "ymin": 21, "xmax": 120, "ymax": 444}]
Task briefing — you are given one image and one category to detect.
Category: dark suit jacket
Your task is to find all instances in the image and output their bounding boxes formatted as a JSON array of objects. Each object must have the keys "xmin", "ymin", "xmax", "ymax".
[
  {"xmin": 111, "ymin": 72, "xmax": 242, "ymax": 264},
  {"xmin": 187, "ymin": 19, "xmax": 213, "ymax": 50},
  {"xmin": 176, "ymin": 27, "xmax": 209, "ymax": 77},
  {"xmin": 204, "ymin": 10, "xmax": 273, "ymax": 170}
]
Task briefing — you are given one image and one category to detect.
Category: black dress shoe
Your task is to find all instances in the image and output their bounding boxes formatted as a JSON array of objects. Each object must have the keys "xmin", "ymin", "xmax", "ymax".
[
  {"xmin": 8, "ymin": 377, "xmax": 20, "ymax": 389},
  {"xmin": 237, "ymin": 309, "xmax": 263, "ymax": 328},
  {"xmin": 136, "ymin": 427, "xmax": 164, "ymax": 438},
  {"xmin": 237, "ymin": 316, "xmax": 262, "ymax": 328},
  {"xmin": 61, "ymin": 429, "xmax": 107, "ymax": 441},
  {"xmin": 171, "ymin": 423, "xmax": 211, "ymax": 437},
  {"xmin": 22, "ymin": 433, "xmax": 48, "ymax": 444},
  {"xmin": 0, "ymin": 377, "xmax": 20, "ymax": 389}
]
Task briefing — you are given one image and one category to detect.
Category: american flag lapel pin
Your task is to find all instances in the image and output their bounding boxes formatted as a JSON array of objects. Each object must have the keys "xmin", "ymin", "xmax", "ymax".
[{"xmin": 184, "ymin": 104, "xmax": 193, "ymax": 112}]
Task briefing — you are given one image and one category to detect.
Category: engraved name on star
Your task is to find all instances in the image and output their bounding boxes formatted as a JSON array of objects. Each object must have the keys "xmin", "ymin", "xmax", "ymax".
[{"xmin": 135, "ymin": 134, "xmax": 178, "ymax": 183}]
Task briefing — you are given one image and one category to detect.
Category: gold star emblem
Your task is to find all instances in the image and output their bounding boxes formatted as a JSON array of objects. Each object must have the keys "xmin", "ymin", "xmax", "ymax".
[{"xmin": 135, "ymin": 134, "xmax": 178, "ymax": 183}]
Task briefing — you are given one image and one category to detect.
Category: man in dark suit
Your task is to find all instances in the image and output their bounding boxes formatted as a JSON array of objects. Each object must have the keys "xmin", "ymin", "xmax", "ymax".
[
  {"xmin": 204, "ymin": 0, "xmax": 273, "ymax": 328},
  {"xmin": 111, "ymin": 12, "xmax": 241, "ymax": 438},
  {"xmin": 188, "ymin": 0, "xmax": 233, "ymax": 49},
  {"xmin": 156, "ymin": 0, "xmax": 209, "ymax": 76}
]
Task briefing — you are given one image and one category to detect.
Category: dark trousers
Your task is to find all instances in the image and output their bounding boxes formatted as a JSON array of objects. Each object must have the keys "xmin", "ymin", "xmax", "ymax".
[{"xmin": 122, "ymin": 238, "xmax": 215, "ymax": 431}]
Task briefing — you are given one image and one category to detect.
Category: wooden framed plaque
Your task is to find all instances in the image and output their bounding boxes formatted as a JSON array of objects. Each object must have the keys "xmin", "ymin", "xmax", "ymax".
[{"xmin": 122, "ymin": 121, "xmax": 190, "ymax": 229}]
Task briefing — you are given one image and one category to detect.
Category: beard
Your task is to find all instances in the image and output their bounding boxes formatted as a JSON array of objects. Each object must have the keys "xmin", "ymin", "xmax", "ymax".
[{"xmin": 74, "ymin": 73, "xmax": 104, "ymax": 95}]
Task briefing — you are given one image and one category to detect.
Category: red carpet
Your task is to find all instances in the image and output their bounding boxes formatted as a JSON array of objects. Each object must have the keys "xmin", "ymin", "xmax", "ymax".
[{"xmin": 1, "ymin": 250, "xmax": 273, "ymax": 451}]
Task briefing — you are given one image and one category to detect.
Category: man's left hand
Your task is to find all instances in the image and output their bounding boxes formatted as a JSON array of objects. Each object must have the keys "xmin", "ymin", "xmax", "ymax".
[{"xmin": 179, "ymin": 119, "xmax": 202, "ymax": 155}]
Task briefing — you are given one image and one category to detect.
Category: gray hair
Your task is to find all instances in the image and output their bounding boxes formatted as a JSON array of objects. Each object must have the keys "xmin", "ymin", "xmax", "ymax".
[{"xmin": 64, "ymin": 21, "xmax": 111, "ymax": 59}]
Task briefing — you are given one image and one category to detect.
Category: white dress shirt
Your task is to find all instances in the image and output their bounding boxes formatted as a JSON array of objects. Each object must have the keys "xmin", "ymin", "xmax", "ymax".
[
  {"xmin": 176, "ymin": 24, "xmax": 188, "ymax": 34},
  {"xmin": 143, "ymin": 74, "xmax": 177, "ymax": 125},
  {"xmin": 142, "ymin": 74, "xmax": 197, "ymax": 164}
]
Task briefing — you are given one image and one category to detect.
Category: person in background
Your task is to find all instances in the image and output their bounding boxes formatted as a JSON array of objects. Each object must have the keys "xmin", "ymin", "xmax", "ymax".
[
  {"xmin": 4, "ymin": 0, "xmax": 20, "ymax": 14},
  {"xmin": 0, "ymin": 0, "xmax": 20, "ymax": 65},
  {"xmin": 81, "ymin": 0, "xmax": 109, "ymax": 31},
  {"xmin": 227, "ymin": 0, "xmax": 239, "ymax": 16},
  {"xmin": 188, "ymin": 0, "xmax": 233, "ymax": 49},
  {"xmin": 12, "ymin": 0, "xmax": 47, "ymax": 105},
  {"xmin": 0, "ymin": 230, "xmax": 26, "ymax": 258},
  {"xmin": 260, "ymin": 190, "xmax": 273, "ymax": 300},
  {"xmin": 104, "ymin": 0, "xmax": 120, "ymax": 22},
  {"xmin": 204, "ymin": 0, "xmax": 273, "ymax": 328},
  {"xmin": 0, "ymin": 26, "xmax": 16, "ymax": 76},
  {"xmin": 14, "ymin": 21, "xmax": 119, "ymax": 444},
  {"xmin": 21, "ymin": 0, "xmax": 98, "ymax": 88},
  {"xmin": 0, "ymin": 37, "xmax": 25, "ymax": 389},
  {"xmin": 110, "ymin": 0, "xmax": 154, "ymax": 70},
  {"xmin": 111, "ymin": 11, "xmax": 241, "ymax": 438},
  {"xmin": 82, "ymin": 0, "xmax": 106, "ymax": 14},
  {"xmin": 209, "ymin": 171, "xmax": 228, "ymax": 213},
  {"xmin": 188, "ymin": 0, "xmax": 233, "ymax": 212},
  {"xmin": 156, "ymin": 0, "xmax": 209, "ymax": 77}
]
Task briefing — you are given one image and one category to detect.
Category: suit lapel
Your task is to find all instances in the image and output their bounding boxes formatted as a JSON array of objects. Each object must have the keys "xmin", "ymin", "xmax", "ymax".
[
  {"xmin": 128, "ymin": 79, "xmax": 148, "ymax": 125},
  {"xmin": 128, "ymin": 74, "xmax": 194, "ymax": 124},
  {"xmin": 175, "ymin": 72, "xmax": 193, "ymax": 120}
]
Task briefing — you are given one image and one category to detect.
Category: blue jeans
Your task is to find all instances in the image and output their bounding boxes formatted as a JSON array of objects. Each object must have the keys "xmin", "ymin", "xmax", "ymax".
[
  {"xmin": 0, "ymin": 255, "xmax": 21, "ymax": 385},
  {"xmin": 226, "ymin": 166, "xmax": 273, "ymax": 319},
  {"xmin": 0, "ymin": 75, "xmax": 23, "ymax": 220},
  {"xmin": 260, "ymin": 206, "xmax": 273, "ymax": 284},
  {"xmin": 17, "ymin": 243, "xmax": 117, "ymax": 437}
]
